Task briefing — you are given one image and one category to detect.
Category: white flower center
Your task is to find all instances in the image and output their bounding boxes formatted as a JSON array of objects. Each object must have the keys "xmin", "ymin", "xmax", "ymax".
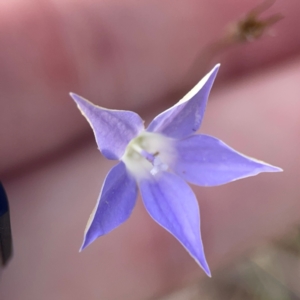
[{"xmin": 121, "ymin": 131, "xmax": 175, "ymax": 180}]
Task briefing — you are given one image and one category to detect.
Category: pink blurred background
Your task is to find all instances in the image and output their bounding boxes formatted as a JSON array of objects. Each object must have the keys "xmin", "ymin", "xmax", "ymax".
[{"xmin": 0, "ymin": 1, "xmax": 300, "ymax": 299}]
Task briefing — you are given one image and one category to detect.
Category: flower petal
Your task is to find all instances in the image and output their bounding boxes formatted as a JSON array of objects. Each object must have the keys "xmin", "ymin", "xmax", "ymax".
[
  {"xmin": 146, "ymin": 65, "xmax": 219, "ymax": 139},
  {"xmin": 70, "ymin": 93, "xmax": 144, "ymax": 160},
  {"xmin": 139, "ymin": 172, "xmax": 210, "ymax": 276},
  {"xmin": 81, "ymin": 162, "xmax": 138, "ymax": 250},
  {"xmin": 171, "ymin": 134, "xmax": 282, "ymax": 186}
]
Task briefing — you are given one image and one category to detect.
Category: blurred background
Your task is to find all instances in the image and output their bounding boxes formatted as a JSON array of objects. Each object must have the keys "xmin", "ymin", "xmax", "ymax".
[{"xmin": 0, "ymin": 0, "xmax": 300, "ymax": 299}]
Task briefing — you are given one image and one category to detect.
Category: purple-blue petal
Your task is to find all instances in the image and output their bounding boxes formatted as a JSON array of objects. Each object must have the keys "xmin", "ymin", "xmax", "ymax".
[
  {"xmin": 171, "ymin": 134, "xmax": 282, "ymax": 186},
  {"xmin": 81, "ymin": 162, "xmax": 138, "ymax": 250},
  {"xmin": 70, "ymin": 93, "xmax": 144, "ymax": 160},
  {"xmin": 146, "ymin": 65, "xmax": 219, "ymax": 139},
  {"xmin": 139, "ymin": 172, "xmax": 210, "ymax": 276}
]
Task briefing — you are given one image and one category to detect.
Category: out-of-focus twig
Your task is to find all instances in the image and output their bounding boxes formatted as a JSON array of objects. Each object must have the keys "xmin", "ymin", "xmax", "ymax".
[
  {"xmin": 177, "ymin": 0, "xmax": 284, "ymax": 98},
  {"xmin": 227, "ymin": 0, "xmax": 284, "ymax": 43}
]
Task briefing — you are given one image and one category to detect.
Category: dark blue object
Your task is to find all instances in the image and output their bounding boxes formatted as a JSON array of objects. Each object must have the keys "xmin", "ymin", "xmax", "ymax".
[
  {"xmin": 0, "ymin": 183, "xmax": 9, "ymax": 216},
  {"xmin": 0, "ymin": 182, "xmax": 12, "ymax": 267}
]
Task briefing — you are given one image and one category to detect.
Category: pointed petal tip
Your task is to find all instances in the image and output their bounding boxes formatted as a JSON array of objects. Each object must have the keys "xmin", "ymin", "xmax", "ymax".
[
  {"xmin": 262, "ymin": 164, "xmax": 283, "ymax": 173},
  {"xmin": 69, "ymin": 92, "xmax": 93, "ymax": 107},
  {"xmin": 79, "ymin": 238, "xmax": 90, "ymax": 252},
  {"xmin": 69, "ymin": 92, "xmax": 83, "ymax": 107},
  {"xmin": 203, "ymin": 63, "xmax": 220, "ymax": 86},
  {"xmin": 212, "ymin": 63, "xmax": 221, "ymax": 71},
  {"xmin": 252, "ymin": 162, "xmax": 283, "ymax": 177},
  {"xmin": 194, "ymin": 255, "xmax": 211, "ymax": 276},
  {"xmin": 270, "ymin": 166, "xmax": 283, "ymax": 172},
  {"xmin": 196, "ymin": 258, "xmax": 211, "ymax": 277},
  {"xmin": 69, "ymin": 93, "xmax": 96, "ymax": 117},
  {"xmin": 209, "ymin": 64, "xmax": 220, "ymax": 76},
  {"xmin": 79, "ymin": 246, "xmax": 84, "ymax": 253},
  {"xmin": 69, "ymin": 92, "xmax": 79, "ymax": 101},
  {"xmin": 206, "ymin": 269, "xmax": 212, "ymax": 278},
  {"xmin": 69, "ymin": 92, "xmax": 85, "ymax": 104}
]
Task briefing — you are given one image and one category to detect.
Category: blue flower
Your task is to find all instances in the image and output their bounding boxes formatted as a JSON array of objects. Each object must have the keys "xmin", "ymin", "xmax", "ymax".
[{"xmin": 70, "ymin": 65, "xmax": 281, "ymax": 276}]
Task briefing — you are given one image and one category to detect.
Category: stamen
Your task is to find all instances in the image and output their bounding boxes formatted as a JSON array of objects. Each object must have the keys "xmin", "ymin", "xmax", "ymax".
[
  {"xmin": 131, "ymin": 144, "xmax": 155, "ymax": 163},
  {"xmin": 132, "ymin": 145, "xmax": 168, "ymax": 175},
  {"xmin": 122, "ymin": 131, "xmax": 175, "ymax": 179},
  {"xmin": 140, "ymin": 150, "xmax": 155, "ymax": 163},
  {"xmin": 151, "ymin": 157, "xmax": 169, "ymax": 175}
]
